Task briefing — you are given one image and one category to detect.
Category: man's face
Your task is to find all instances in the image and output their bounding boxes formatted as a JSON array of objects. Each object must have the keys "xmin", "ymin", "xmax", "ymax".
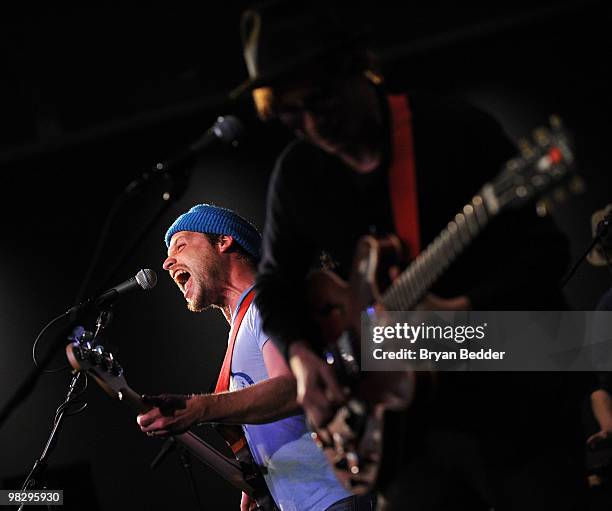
[
  {"xmin": 269, "ymin": 73, "xmax": 383, "ymax": 173},
  {"xmin": 163, "ymin": 232, "xmax": 226, "ymax": 312}
]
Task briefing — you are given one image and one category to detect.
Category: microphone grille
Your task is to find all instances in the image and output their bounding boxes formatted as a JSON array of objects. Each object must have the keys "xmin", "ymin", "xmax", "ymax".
[
  {"xmin": 212, "ymin": 115, "xmax": 244, "ymax": 144},
  {"xmin": 136, "ymin": 269, "xmax": 158, "ymax": 291}
]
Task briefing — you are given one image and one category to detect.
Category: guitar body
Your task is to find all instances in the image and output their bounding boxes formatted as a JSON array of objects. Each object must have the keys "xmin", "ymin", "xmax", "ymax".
[
  {"xmin": 304, "ymin": 117, "xmax": 576, "ymax": 494},
  {"xmin": 213, "ymin": 423, "xmax": 278, "ymax": 510},
  {"xmin": 306, "ymin": 235, "xmax": 414, "ymax": 494}
]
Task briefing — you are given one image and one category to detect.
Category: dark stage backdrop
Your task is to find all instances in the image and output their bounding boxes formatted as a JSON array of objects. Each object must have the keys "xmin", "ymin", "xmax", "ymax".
[{"xmin": 0, "ymin": 2, "xmax": 610, "ymax": 510}]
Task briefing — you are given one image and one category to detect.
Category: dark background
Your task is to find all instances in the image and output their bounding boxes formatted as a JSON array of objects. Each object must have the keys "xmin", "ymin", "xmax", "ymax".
[{"xmin": 0, "ymin": 1, "xmax": 610, "ymax": 510}]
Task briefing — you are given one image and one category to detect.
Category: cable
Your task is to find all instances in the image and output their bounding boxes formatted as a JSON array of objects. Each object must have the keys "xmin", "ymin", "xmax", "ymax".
[
  {"xmin": 53, "ymin": 374, "xmax": 89, "ymax": 424},
  {"xmin": 32, "ymin": 312, "xmax": 71, "ymax": 373}
]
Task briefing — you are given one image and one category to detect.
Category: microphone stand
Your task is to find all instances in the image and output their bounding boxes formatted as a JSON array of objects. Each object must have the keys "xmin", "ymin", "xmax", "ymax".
[
  {"xmin": 0, "ymin": 321, "xmax": 76, "ymax": 430},
  {"xmin": 17, "ymin": 371, "xmax": 84, "ymax": 511},
  {"xmin": 0, "ymin": 296, "xmax": 111, "ymax": 429},
  {"xmin": 0, "ymin": 174, "xmax": 187, "ymax": 431},
  {"xmin": 177, "ymin": 449, "xmax": 204, "ymax": 511},
  {"xmin": 561, "ymin": 213, "xmax": 611, "ymax": 288},
  {"xmin": 1, "ymin": 137, "xmax": 232, "ymax": 505},
  {"xmin": 17, "ymin": 310, "xmax": 111, "ymax": 510},
  {"xmin": 150, "ymin": 437, "xmax": 204, "ymax": 511},
  {"xmin": 2, "ymin": 115, "xmax": 242, "ymax": 428}
]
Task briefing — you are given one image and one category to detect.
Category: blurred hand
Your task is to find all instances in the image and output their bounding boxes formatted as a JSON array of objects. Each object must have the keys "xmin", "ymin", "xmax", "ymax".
[
  {"xmin": 289, "ymin": 340, "xmax": 346, "ymax": 428},
  {"xmin": 240, "ymin": 492, "xmax": 257, "ymax": 511},
  {"xmin": 137, "ymin": 393, "xmax": 205, "ymax": 437},
  {"xmin": 587, "ymin": 429, "xmax": 612, "ymax": 450}
]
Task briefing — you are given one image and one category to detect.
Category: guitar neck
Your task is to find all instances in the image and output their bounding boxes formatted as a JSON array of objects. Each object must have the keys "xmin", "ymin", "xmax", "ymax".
[
  {"xmin": 382, "ymin": 185, "xmax": 499, "ymax": 310},
  {"xmin": 114, "ymin": 383, "xmax": 255, "ymax": 495}
]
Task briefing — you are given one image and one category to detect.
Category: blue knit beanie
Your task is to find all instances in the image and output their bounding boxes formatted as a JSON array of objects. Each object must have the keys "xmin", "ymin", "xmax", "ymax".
[{"xmin": 165, "ymin": 204, "xmax": 261, "ymax": 260}]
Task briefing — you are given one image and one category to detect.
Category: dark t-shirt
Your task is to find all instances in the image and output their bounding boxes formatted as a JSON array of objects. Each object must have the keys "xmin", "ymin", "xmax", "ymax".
[
  {"xmin": 595, "ymin": 288, "xmax": 612, "ymax": 393},
  {"xmin": 256, "ymin": 92, "xmax": 569, "ymax": 349}
]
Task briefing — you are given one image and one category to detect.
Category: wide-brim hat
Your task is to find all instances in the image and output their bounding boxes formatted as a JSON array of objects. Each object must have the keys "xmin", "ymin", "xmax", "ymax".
[
  {"xmin": 230, "ymin": 1, "xmax": 366, "ymax": 99},
  {"xmin": 587, "ymin": 203, "xmax": 612, "ymax": 267}
]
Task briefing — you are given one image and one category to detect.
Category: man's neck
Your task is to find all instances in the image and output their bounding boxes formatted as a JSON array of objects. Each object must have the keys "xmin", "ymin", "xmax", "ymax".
[
  {"xmin": 220, "ymin": 262, "xmax": 256, "ymax": 324},
  {"xmin": 339, "ymin": 82, "xmax": 386, "ymax": 174}
]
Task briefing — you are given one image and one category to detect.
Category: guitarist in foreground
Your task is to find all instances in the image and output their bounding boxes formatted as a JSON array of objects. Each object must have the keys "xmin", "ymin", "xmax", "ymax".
[
  {"xmin": 136, "ymin": 204, "xmax": 367, "ymax": 511},
  {"xmin": 233, "ymin": 2, "xmax": 587, "ymax": 509}
]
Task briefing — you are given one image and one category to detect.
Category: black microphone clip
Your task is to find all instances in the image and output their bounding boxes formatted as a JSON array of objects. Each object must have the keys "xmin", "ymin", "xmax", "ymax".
[{"xmin": 124, "ymin": 115, "xmax": 243, "ymax": 195}]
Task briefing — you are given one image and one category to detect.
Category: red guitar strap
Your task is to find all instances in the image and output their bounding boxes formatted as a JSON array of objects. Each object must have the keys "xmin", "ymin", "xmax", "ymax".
[
  {"xmin": 214, "ymin": 288, "xmax": 256, "ymax": 394},
  {"xmin": 388, "ymin": 94, "xmax": 421, "ymax": 259},
  {"xmin": 213, "ymin": 288, "xmax": 256, "ymax": 455}
]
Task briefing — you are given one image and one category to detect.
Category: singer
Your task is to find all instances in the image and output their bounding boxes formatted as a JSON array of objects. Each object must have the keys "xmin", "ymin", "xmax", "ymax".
[{"xmin": 135, "ymin": 204, "xmax": 365, "ymax": 511}]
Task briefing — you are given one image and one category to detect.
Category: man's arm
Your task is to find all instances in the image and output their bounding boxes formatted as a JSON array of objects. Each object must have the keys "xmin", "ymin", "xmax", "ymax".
[
  {"xmin": 255, "ymin": 143, "xmax": 319, "ymax": 359},
  {"xmin": 137, "ymin": 341, "xmax": 300, "ymax": 436},
  {"xmin": 202, "ymin": 335, "xmax": 301, "ymax": 424},
  {"xmin": 587, "ymin": 373, "xmax": 612, "ymax": 448},
  {"xmin": 137, "ymin": 376, "xmax": 299, "ymax": 436},
  {"xmin": 591, "ymin": 389, "xmax": 612, "ymax": 431}
]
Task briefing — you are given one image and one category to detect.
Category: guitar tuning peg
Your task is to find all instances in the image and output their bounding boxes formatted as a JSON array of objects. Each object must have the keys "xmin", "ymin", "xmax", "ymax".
[
  {"xmin": 533, "ymin": 127, "xmax": 552, "ymax": 147},
  {"xmin": 111, "ymin": 362, "xmax": 123, "ymax": 377},
  {"xmin": 536, "ymin": 198, "xmax": 554, "ymax": 217},
  {"xmin": 568, "ymin": 175, "xmax": 586, "ymax": 194},
  {"xmin": 517, "ymin": 138, "xmax": 536, "ymax": 159}
]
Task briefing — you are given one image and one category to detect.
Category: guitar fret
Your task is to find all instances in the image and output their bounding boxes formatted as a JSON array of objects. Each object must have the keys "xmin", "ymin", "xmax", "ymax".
[
  {"xmin": 412, "ymin": 257, "xmax": 426, "ymax": 299},
  {"xmin": 382, "ymin": 193, "xmax": 495, "ymax": 311},
  {"xmin": 399, "ymin": 269, "xmax": 417, "ymax": 309},
  {"xmin": 447, "ymin": 221, "xmax": 464, "ymax": 253},
  {"xmin": 463, "ymin": 205, "xmax": 479, "ymax": 237},
  {"xmin": 455, "ymin": 213, "xmax": 472, "ymax": 247},
  {"xmin": 473, "ymin": 195, "xmax": 488, "ymax": 226},
  {"xmin": 439, "ymin": 229, "xmax": 453, "ymax": 261}
]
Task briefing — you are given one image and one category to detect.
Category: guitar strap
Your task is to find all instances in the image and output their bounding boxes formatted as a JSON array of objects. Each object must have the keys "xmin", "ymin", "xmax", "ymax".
[
  {"xmin": 213, "ymin": 287, "xmax": 256, "ymax": 454},
  {"xmin": 388, "ymin": 94, "xmax": 421, "ymax": 259}
]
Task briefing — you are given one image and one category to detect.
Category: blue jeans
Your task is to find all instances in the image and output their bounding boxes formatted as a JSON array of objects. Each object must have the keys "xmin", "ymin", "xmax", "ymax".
[{"xmin": 325, "ymin": 492, "xmax": 377, "ymax": 511}]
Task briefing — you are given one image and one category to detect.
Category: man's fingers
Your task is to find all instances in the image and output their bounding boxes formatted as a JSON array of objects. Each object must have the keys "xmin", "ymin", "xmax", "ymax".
[
  {"xmin": 587, "ymin": 430, "xmax": 612, "ymax": 450},
  {"xmin": 139, "ymin": 417, "xmax": 169, "ymax": 433},
  {"xmin": 302, "ymin": 387, "xmax": 334, "ymax": 428},
  {"xmin": 307, "ymin": 406, "xmax": 333, "ymax": 430},
  {"xmin": 587, "ymin": 433, "xmax": 601, "ymax": 449},
  {"xmin": 240, "ymin": 492, "xmax": 250, "ymax": 511},
  {"xmin": 136, "ymin": 411, "xmax": 157, "ymax": 428}
]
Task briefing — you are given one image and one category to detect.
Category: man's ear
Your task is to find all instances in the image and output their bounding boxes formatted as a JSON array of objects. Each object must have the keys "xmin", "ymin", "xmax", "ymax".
[{"xmin": 216, "ymin": 235, "xmax": 236, "ymax": 253}]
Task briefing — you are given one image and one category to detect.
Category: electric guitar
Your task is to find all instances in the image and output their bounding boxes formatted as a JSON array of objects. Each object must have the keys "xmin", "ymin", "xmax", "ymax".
[
  {"xmin": 65, "ymin": 339, "xmax": 278, "ymax": 511},
  {"xmin": 306, "ymin": 116, "xmax": 579, "ymax": 493}
]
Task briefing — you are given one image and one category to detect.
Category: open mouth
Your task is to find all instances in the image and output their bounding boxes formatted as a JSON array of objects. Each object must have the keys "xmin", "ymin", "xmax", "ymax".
[{"xmin": 174, "ymin": 270, "xmax": 192, "ymax": 295}]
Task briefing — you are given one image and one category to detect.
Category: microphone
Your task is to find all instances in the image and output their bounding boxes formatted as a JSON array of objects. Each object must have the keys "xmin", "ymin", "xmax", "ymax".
[
  {"xmin": 95, "ymin": 268, "xmax": 157, "ymax": 306},
  {"xmin": 125, "ymin": 115, "xmax": 244, "ymax": 194},
  {"xmin": 67, "ymin": 269, "xmax": 157, "ymax": 314}
]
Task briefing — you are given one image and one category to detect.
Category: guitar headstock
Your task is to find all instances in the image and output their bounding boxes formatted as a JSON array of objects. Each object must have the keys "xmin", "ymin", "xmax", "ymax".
[
  {"xmin": 66, "ymin": 340, "xmax": 127, "ymax": 400},
  {"xmin": 491, "ymin": 115, "xmax": 580, "ymax": 214}
]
